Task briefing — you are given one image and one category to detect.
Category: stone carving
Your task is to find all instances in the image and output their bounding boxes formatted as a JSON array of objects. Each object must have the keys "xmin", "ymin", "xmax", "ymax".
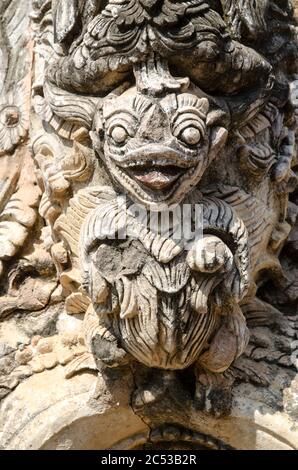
[
  {"xmin": 0, "ymin": 0, "xmax": 297, "ymax": 450},
  {"xmin": 0, "ymin": 1, "xmax": 40, "ymax": 278}
]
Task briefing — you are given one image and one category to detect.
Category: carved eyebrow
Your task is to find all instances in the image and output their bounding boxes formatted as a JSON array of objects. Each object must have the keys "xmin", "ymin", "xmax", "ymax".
[
  {"xmin": 172, "ymin": 111, "xmax": 206, "ymax": 140},
  {"xmin": 171, "ymin": 98, "xmax": 209, "ymax": 137},
  {"xmin": 103, "ymin": 94, "xmax": 151, "ymax": 122},
  {"xmin": 103, "ymin": 109, "xmax": 138, "ymax": 121},
  {"xmin": 172, "ymin": 106, "xmax": 208, "ymax": 125}
]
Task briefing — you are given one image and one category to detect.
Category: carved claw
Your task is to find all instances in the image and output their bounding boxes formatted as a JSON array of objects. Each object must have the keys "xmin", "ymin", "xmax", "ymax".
[
  {"xmin": 132, "ymin": 370, "xmax": 178, "ymax": 410},
  {"xmin": 194, "ymin": 367, "xmax": 233, "ymax": 417},
  {"xmin": 120, "ymin": 277, "xmax": 139, "ymax": 319},
  {"xmin": 197, "ymin": 304, "xmax": 249, "ymax": 374},
  {"xmin": 83, "ymin": 304, "xmax": 129, "ymax": 368},
  {"xmin": 187, "ymin": 235, "xmax": 233, "ymax": 274},
  {"xmin": 91, "ymin": 333, "xmax": 129, "ymax": 368},
  {"xmin": 89, "ymin": 268, "xmax": 110, "ymax": 307},
  {"xmin": 95, "ymin": 275, "xmax": 109, "ymax": 305}
]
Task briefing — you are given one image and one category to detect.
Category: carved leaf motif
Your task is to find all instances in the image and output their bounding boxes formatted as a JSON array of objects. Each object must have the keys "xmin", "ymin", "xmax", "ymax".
[
  {"xmin": 0, "ymin": 152, "xmax": 40, "ymax": 276},
  {"xmin": 220, "ymin": 0, "xmax": 293, "ymax": 39},
  {"xmin": 64, "ymin": 352, "xmax": 97, "ymax": 379},
  {"xmin": 0, "ymin": 83, "xmax": 30, "ymax": 155},
  {"xmin": 0, "ymin": 0, "xmax": 31, "ymax": 86},
  {"xmin": 54, "ymin": 0, "xmax": 79, "ymax": 44},
  {"xmin": 65, "ymin": 292, "xmax": 90, "ymax": 315},
  {"xmin": 43, "ymin": 81, "xmax": 97, "ymax": 129},
  {"xmin": 0, "ymin": 23, "xmax": 8, "ymax": 96},
  {"xmin": 55, "ymin": 187, "xmax": 112, "ymax": 257},
  {"xmin": 220, "ymin": 0, "xmax": 267, "ymax": 38},
  {"xmin": 0, "ymin": 0, "xmax": 32, "ymax": 154},
  {"xmin": 203, "ymin": 185, "xmax": 276, "ymax": 271},
  {"xmin": 54, "ymin": 0, "xmax": 101, "ymax": 45},
  {"xmin": 45, "ymin": 0, "xmax": 272, "ymax": 98}
]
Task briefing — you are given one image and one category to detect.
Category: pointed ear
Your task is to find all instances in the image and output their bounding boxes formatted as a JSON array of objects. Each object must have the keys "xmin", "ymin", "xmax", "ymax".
[
  {"xmin": 90, "ymin": 129, "xmax": 103, "ymax": 154},
  {"xmin": 44, "ymin": 80, "xmax": 98, "ymax": 130},
  {"xmin": 89, "ymin": 109, "xmax": 104, "ymax": 150},
  {"xmin": 209, "ymin": 126, "xmax": 228, "ymax": 155}
]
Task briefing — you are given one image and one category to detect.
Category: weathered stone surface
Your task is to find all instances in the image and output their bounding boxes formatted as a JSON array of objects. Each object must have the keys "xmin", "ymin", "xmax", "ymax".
[
  {"xmin": 0, "ymin": 367, "xmax": 147, "ymax": 450},
  {"xmin": 0, "ymin": 0, "xmax": 297, "ymax": 450}
]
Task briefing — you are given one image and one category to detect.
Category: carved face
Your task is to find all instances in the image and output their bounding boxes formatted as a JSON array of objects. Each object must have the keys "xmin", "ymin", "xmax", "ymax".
[
  {"xmin": 34, "ymin": 0, "xmax": 297, "ymax": 390},
  {"xmin": 91, "ymin": 88, "xmax": 227, "ymax": 208}
]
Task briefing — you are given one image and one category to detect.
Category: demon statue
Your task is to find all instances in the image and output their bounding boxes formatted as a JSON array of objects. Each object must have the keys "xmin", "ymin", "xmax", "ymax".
[{"xmin": 0, "ymin": 0, "xmax": 297, "ymax": 450}]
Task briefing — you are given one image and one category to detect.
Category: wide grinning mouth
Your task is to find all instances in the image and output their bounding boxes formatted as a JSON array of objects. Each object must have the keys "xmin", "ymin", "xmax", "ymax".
[
  {"xmin": 109, "ymin": 144, "xmax": 198, "ymax": 191},
  {"xmin": 112, "ymin": 144, "xmax": 198, "ymax": 170},
  {"xmin": 125, "ymin": 164, "xmax": 186, "ymax": 190}
]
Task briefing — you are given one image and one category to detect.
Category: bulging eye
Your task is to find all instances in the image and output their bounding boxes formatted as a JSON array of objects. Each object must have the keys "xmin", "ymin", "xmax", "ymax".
[
  {"xmin": 111, "ymin": 126, "xmax": 128, "ymax": 144},
  {"xmin": 179, "ymin": 127, "xmax": 201, "ymax": 146}
]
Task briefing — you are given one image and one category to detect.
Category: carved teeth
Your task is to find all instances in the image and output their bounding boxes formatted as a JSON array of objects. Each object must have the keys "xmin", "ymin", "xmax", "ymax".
[
  {"xmin": 107, "ymin": 158, "xmax": 198, "ymax": 205},
  {"xmin": 118, "ymin": 159, "xmax": 195, "ymax": 169},
  {"xmin": 120, "ymin": 277, "xmax": 139, "ymax": 319},
  {"xmin": 126, "ymin": 165, "xmax": 185, "ymax": 190},
  {"xmin": 95, "ymin": 277, "xmax": 109, "ymax": 305},
  {"xmin": 116, "ymin": 151, "xmax": 197, "ymax": 168}
]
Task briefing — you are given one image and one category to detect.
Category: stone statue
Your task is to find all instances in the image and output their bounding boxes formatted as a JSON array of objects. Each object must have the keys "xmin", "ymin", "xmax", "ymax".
[{"xmin": 0, "ymin": 0, "xmax": 297, "ymax": 450}]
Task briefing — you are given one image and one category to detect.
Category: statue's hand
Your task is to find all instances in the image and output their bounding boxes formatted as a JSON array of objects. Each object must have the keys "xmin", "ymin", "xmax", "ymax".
[{"xmin": 186, "ymin": 235, "xmax": 233, "ymax": 274}]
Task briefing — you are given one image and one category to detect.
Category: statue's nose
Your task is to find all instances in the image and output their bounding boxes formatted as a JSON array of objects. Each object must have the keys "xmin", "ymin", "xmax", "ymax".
[{"xmin": 138, "ymin": 104, "xmax": 168, "ymax": 143}]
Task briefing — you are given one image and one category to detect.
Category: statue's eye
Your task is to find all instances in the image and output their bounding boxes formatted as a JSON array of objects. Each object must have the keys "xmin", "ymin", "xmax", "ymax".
[
  {"xmin": 179, "ymin": 127, "xmax": 201, "ymax": 146},
  {"xmin": 110, "ymin": 126, "xmax": 128, "ymax": 144}
]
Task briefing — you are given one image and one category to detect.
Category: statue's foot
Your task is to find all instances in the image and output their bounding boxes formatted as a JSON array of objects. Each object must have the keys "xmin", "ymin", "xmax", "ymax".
[{"xmin": 194, "ymin": 367, "xmax": 233, "ymax": 417}]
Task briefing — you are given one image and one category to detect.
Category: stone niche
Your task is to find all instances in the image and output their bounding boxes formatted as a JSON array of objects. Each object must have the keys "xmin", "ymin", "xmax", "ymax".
[{"xmin": 0, "ymin": 0, "xmax": 297, "ymax": 451}]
